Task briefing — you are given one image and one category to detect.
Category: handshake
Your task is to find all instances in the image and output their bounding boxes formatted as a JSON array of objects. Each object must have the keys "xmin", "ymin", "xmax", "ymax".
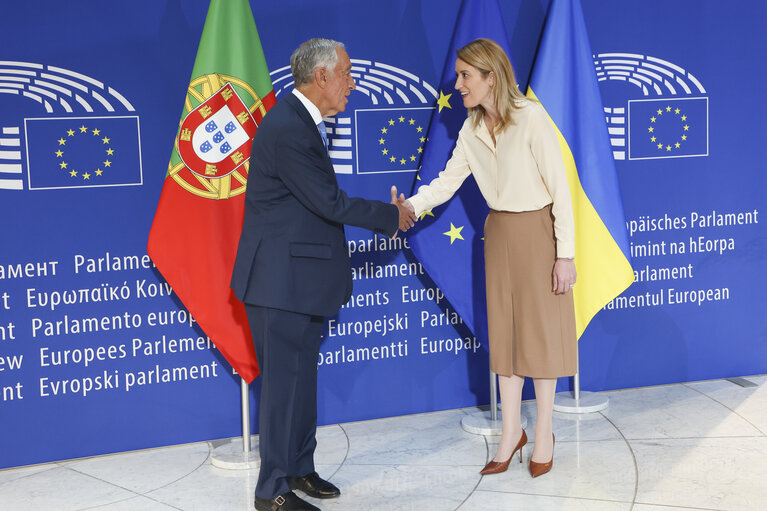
[{"xmin": 390, "ymin": 185, "xmax": 416, "ymax": 237}]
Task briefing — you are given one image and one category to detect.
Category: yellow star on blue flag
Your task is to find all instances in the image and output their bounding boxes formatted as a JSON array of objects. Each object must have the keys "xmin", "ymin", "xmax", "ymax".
[
  {"xmin": 443, "ymin": 222, "xmax": 464, "ymax": 244},
  {"xmin": 436, "ymin": 91, "xmax": 452, "ymax": 113}
]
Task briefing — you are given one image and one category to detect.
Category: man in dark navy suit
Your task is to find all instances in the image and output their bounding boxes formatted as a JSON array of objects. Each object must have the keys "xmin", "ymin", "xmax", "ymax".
[{"xmin": 232, "ymin": 38, "xmax": 415, "ymax": 511}]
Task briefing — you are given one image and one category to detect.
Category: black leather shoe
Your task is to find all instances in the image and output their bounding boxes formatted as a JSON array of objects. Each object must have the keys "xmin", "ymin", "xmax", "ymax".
[
  {"xmin": 289, "ymin": 471, "xmax": 341, "ymax": 499},
  {"xmin": 254, "ymin": 491, "xmax": 320, "ymax": 511}
]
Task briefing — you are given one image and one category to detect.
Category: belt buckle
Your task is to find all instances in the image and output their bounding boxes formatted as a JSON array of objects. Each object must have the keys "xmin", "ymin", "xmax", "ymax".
[{"xmin": 275, "ymin": 495, "xmax": 286, "ymax": 506}]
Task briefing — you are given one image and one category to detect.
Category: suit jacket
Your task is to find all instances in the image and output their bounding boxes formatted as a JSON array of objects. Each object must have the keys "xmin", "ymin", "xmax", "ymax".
[{"xmin": 232, "ymin": 92, "xmax": 398, "ymax": 317}]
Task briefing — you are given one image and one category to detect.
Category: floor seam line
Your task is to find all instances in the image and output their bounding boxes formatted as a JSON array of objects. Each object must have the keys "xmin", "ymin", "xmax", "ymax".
[
  {"xmin": 328, "ymin": 423, "xmax": 350, "ymax": 481},
  {"xmin": 472, "ymin": 488, "xmax": 633, "ymax": 504},
  {"xmin": 683, "ymin": 382, "xmax": 767, "ymax": 436},
  {"xmin": 61, "ymin": 465, "xmax": 145, "ymax": 511},
  {"xmin": 632, "ymin": 499, "xmax": 722, "ymax": 511},
  {"xmin": 156, "ymin": 444, "xmax": 212, "ymax": 489},
  {"xmin": 600, "ymin": 410, "xmax": 639, "ymax": 510},
  {"xmin": 453, "ymin": 435, "xmax": 491, "ymax": 510}
]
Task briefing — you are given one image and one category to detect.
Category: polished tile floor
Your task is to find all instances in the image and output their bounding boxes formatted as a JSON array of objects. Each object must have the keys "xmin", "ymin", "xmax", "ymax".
[{"xmin": 2, "ymin": 375, "xmax": 766, "ymax": 511}]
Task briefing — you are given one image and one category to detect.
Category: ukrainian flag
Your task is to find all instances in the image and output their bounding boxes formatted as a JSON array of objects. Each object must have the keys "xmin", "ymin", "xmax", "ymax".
[{"xmin": 527, "ymin": 0, "xmax": 634, "ymax": 337}]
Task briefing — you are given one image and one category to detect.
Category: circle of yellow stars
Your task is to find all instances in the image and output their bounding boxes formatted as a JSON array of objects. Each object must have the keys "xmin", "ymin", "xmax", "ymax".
[
  {"xmin": 55, "ymin": 125, "xmax": 114, "ymax": 180},
  {"xmin": 379, "ymin": 115, "xmax": 427, "ymax": 166},
  {"xmin": 647, "ymin": 105, "xmax": 689, "ymax": 153}
]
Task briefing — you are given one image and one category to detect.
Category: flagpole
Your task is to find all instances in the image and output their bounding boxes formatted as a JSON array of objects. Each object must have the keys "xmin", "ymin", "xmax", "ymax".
[
  {"xmin": 241, "ymin": 377, "xmax": 251, "ymax": 453},
  {"xmin": 553, "ymin": 346, "xmax": 608, "ymax": 413},
  {"xmin": 210, "ymin": 377, "xmax": 260, "ymax": 469},
  {"xmin": 490, "ymin": 370, "xmax": 498, "ymax": 421},
  {"xmin": 461, "ymin": 370, "xmax": 527, "ymax": 435}
]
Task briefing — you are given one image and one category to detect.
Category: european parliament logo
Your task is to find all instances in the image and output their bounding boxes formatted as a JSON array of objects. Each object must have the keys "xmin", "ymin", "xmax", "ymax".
[
  {"xmin": 270, "ymin": 59, "xmax": 436, "ymax": 174},
  {"xmin": 0, "ymin": 60, "xmax": 142, "ymax": 190},
  {"xmin": 594, "ymin": 53, "xmax": 709, "ymax": 161}
]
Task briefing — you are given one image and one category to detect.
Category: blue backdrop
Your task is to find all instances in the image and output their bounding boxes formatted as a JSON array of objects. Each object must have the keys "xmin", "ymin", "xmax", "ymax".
[{"xmin": 1, "ymin": 0, "xmax": 765, "ymax": 469}]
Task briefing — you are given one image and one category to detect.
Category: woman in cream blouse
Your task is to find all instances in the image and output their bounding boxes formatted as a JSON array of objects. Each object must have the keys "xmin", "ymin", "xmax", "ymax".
[{"xmin": 404, "ymin": 38, "xmax": 577, "ymax": 478}]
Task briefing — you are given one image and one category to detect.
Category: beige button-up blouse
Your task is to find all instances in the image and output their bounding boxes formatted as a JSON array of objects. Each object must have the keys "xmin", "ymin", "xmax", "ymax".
[{"xmin": 408, "ymin": 100, "xmax": 575, "ymax": 258}]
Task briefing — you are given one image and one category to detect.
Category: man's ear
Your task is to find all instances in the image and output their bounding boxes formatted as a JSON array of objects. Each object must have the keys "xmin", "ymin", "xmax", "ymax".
[{"xmin": 314, "ymin": 67, "xmax": 327, "ymax": 89}]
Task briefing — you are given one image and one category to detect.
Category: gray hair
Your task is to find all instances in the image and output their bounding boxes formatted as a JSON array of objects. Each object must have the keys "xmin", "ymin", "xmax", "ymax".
[{"xmin": 290, "ymin": 38, "xmax": 345, "ymax": 87}]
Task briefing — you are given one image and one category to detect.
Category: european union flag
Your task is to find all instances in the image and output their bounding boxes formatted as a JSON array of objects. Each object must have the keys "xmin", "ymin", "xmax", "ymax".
[
  {"xmin": 408, "ymin": 0, "xmax": 514, "ymax": 346},
  {"xmin": 24, "ymin": 116, "xmax": 142, "ymax": 190},
  {"xmin": 628, "ymin": 97, "xmax": 708, "ymax": 159},
  {"xmin": 355, "ymin": 108, "xmax": 433, "ymax": 174}
]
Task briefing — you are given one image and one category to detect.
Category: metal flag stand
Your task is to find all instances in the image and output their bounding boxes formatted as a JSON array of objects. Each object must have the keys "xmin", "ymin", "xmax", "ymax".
[
  {"xmin": 553, "ymin": 352, "xmax": 608, "ymax": 414},
  {"xmin": 461, "ymin": 370, "xmax": 527, "ymax": 435},
  {"xmin": 211, "ymin": 378, "xmax": 260, "ymax": 469}
]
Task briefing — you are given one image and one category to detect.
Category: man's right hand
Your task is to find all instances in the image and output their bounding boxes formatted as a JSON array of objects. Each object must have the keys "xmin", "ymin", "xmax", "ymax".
[{"xmin": 390, "ymin": 185, "xmax": 416, "ymax": 236}]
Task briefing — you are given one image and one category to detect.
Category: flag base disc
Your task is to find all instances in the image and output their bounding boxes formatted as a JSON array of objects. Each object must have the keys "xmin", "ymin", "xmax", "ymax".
[
  {"xmin": 210, "ymin": 436, "xmax": 260, "ymax": 470},
  {"xmin": 553, "ymin": 391, "xmax": 609, "ymax": 414},
  {"xmin": 461, "ymin": 408, "xmax": 528, "ymax": 435}
]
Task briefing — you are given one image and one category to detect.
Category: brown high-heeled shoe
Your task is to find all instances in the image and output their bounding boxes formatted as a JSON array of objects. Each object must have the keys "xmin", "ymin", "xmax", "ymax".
[
  {"xmin": 480, "ymin": 430, "xmax": 527, "ymax": 475},
  {"xmin": 529, "ymin": 433, "xmax": 555, "ymax": 478}
]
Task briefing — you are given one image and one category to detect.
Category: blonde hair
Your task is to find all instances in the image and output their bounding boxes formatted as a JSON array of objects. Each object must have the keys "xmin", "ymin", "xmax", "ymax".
[{"xmin": 456, "ymin": 38, "xmax": 529, "ymax": 133}]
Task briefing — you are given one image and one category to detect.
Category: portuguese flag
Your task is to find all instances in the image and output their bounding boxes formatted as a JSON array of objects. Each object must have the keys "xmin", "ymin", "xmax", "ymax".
[{"xmin": 147, "ymin": 0, "xmax": 276, "ymax": 383}]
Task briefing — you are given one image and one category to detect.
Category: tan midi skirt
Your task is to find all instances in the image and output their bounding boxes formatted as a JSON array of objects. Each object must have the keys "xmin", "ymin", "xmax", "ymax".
[{"xmin": 484, "ymin": 206, "xmax": 577, "ymax": 378}]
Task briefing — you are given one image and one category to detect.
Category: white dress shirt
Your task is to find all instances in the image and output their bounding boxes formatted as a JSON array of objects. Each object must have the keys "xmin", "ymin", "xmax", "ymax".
[{"xmin": 292, "ymin": 88, "xmax": 323, "ymax": 125}]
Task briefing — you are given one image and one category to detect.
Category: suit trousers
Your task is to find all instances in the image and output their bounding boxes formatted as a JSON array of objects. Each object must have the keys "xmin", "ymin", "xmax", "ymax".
[{"xmin": 245, "ymin": 304, "xmax": 325, "ymax": 499}]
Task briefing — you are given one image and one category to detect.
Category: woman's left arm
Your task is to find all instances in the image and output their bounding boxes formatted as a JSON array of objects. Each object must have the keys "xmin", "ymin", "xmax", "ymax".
[
  {"xmin": 552, "ymin": 258, "xmax": 576, "ymax": 295},
  {"xmin": 529, "ymin": 106, "xmax": 577, "ymax": 293}
]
